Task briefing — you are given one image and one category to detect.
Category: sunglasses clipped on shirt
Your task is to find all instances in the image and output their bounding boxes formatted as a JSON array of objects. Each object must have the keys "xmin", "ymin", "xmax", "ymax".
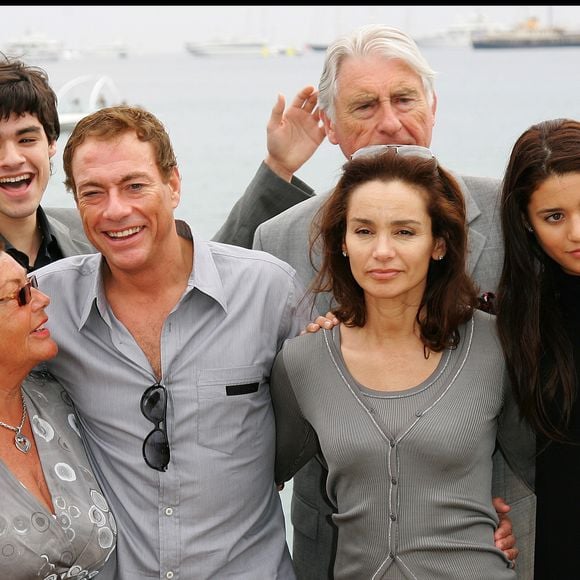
[
  {"xmin": 0, "ymin": 274, "xmax": 38, "ymax": 307},
  {"xmin": 141, "ymin": 383, "xmax": 171, "ymax": 472},
  {"xmin": 350, "ymin": 144, "xmax": 436, "ymax": 162}
]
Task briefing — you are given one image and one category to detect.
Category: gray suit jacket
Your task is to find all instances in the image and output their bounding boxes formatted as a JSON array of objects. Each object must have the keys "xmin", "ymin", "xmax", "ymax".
[
  {"xmin": 44, "ymin": 206, "xmax": 94, "ymax": 256},
  {"xmin": 215, "ymin": 162, "xmax": 536, "ymax": 580}
]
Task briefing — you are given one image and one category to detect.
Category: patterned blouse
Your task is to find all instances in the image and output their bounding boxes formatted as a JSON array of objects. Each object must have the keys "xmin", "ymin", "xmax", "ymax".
[{"xmin": 0, "ymin": 371, "xmax": 116, "ymax": 579}]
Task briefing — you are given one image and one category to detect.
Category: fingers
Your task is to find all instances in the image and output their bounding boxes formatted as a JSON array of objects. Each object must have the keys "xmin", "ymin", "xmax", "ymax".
[
  {"xmin": 302, "ymin": 90, "xmax": 318, "ymax": 113},
  {"xmin": 494, "ymin": 512, "xmax": 513, "ymax": 541},
  {"xmin": 269, "ymin": 87, "xmax": 319, "ymax": 133},
  {"xmin": 495, "ymin": 530, "xmax": 516, "ymax": 549},
  {"xmin": 314, "ymin": 317, "xmax": 333, "ymax": 329},
  {"xmin": 494, "ymin": 509, "xmax": 517, "ymax": 563},
  {"xmin": 492, "ymin": 496, "xmax": 511, "ymax": 514},
  {"xmin": 291, "ymin": 85, "xmax": 318, "ymax": 112},
  {"xmin": 502, "ymin": 547, "xmax": 519, "ymax": 564},
  {"xmin": 269, "ymin": 93, "xmax": 286, "ymax": 127},
  {"xmin": 301, "ymin": 322, "xmax": 322, "ymax": 335},
  {"xmin": 325, "ymin": 311, "xmax": 339, "ymax": 325},
  {"xmin": 494, "ymin": 524, "xmax": 513, "ymax": 541}
]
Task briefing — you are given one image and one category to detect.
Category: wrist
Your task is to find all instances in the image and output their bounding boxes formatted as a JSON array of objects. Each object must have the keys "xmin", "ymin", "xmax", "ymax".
[{"xmin": 265, "ymin": 155, "xmax": 294, "ymax": 183}]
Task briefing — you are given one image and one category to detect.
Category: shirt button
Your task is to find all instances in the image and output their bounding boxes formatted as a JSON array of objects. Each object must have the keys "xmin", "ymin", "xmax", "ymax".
[
  {"xmin": 391, "ymin": 477, "xmax": 397, "ymax": 485},
  {"xmin": 166, "ymin": 572, "xmax": 174, "ymax": 579},
  {"xmin": 165, "ymin": 507, "xmax": 173, "ymax": 516},
  {"xmin": 390, "ymin": 513, "xmax": 397, "ymax": 521}
]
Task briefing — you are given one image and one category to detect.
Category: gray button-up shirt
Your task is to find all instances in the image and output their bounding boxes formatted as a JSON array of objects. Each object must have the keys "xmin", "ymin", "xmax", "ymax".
[{"xmin": 35, "ymin": 233, "xmax": 310, "ymax": 579}]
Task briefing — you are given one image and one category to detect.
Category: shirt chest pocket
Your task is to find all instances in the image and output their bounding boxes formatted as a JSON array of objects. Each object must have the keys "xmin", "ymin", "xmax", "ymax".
[{"xmin": 196, "ymin": 366, "xmax": 271, "ymax": 455}]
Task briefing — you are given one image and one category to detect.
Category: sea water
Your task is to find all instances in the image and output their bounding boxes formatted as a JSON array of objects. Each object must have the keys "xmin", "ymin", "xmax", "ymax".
[
  {"xmin": 42, "ymin": 47, "xmax": 580, "ymax": 239},
  {"xmin": 37, "ymin": 45, "xmax": 580, "ymax": 551}
]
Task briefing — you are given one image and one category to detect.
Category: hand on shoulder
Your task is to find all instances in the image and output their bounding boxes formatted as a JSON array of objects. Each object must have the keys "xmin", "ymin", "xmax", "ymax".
[{"xmin": 300, "ymin": 311, "xmax": 339, "ymax": 335}]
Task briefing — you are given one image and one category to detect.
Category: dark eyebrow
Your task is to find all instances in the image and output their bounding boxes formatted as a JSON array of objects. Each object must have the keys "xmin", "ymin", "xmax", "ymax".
[
  {"xmin": 390, "ymin": 219, "xmax": 422, "ymax": 226},
  {"xmin": 16, "ymin": 125, "xmax": 43, "ymax": 137},
  {"xmin": 78, "ymin": 171, "xmax": 151, "ymax": 191},
  {"xmin": 120, "ymin": 172, "xmax": 149, "ymax": 183},
  {"xmin": 350, "ymin": 217, "xmax": 422, "ymax": 226}
]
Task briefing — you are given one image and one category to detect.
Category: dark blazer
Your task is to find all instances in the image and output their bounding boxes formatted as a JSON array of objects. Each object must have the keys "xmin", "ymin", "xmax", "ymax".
[{"xmin": 215, "ymin": 162, "xmax": 536, "ymax": 580}]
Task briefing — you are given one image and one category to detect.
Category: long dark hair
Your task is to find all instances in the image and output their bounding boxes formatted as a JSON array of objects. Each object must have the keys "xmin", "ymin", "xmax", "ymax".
[
  {"xmin": 310, "ymin": 149, "xmax": 478, "ymax": 352},
  {"xmin": 496, "ymin": 118, "xmax": 580, "ymax": 440}
]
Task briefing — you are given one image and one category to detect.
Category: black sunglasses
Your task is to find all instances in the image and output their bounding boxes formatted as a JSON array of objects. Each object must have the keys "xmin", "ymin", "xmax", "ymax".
[
  {"xmin": 140, "ymin": 383, "xmax": 170, "ymax": 472},
  {"xmin": 0, "ymin": 274, "xmax": 38, "ymax": 307}
]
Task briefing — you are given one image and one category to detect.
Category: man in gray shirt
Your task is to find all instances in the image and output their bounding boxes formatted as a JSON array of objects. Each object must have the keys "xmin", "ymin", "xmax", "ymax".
[{"xmin": 35, "ymin": 105, "xmax": 310, "ymax": 579}]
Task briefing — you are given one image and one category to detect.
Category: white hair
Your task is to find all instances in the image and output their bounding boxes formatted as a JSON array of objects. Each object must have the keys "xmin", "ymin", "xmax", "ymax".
[{"xmin": 318, "ymin": 24, "xmax": 437, "ymax": 122}]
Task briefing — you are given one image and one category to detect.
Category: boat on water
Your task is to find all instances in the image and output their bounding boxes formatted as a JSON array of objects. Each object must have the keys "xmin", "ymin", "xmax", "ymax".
[
  {"xmin": 3, "ymin": 33, "xmax": 63, "ymax": 62},
  {"xmin": 57, "ymin": 75, "xmax": 124, "ymax": 132},
  {"xmin": 185, "ymin": 40, "xmax": 269, "ymax": 57},
  {"xmin": 88, "ymin": 41, "xmax": 129, "ymax": 59},
  {"xmin": 307, "ymin": 43, "xmax": 329, "ymax": 52},
  {"xmin": 472, "ymin": 16, "xmax": 580, "ymax": 49},
  {"xmin": 415, "ymin": 14, "xmax": 506, "ymax": 48}
]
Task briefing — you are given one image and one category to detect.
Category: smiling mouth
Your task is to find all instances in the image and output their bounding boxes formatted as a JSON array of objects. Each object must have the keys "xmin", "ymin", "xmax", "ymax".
[
  {"xmin": 32, "ymin": 322, "xmax": 47, "ymax": 334},
  {"xmin": 0, "ymin": 174, "xmax": 33, "ymax": 190},
  {"xmin": 105, "ymin": 226, "xmax": 144, "ymax": 239}
]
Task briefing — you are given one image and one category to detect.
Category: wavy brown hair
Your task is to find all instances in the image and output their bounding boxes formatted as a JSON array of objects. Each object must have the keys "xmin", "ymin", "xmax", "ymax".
[
  {"xmin": 63, "ymin": 105, "xmax": 177, "ymax": 199},
  {"xmin": 310, "ymin": 149, "xmax": 478, "ymax": 353},
  {"xmin": 496, "ymin": 118, "xmax": 580, "ymax": 440}
]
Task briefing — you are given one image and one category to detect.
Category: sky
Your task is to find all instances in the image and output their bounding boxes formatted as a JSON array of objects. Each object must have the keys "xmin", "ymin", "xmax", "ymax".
[{"xmin": 3, "ymin": 5, "xmax": 580, "ymax": 55}]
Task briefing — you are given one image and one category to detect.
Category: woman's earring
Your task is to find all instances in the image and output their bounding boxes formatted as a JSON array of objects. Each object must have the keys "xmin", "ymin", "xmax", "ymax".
[
  {"xmin": 342, "ymin": 250, "xmax": 348, "ymax": 257},
  {"xmin": 523, "ymin": 218, "xmax": 534, "ymax": 232}
]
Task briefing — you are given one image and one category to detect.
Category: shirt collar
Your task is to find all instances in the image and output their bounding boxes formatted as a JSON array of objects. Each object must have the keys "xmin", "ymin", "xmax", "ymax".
[
  {"xmin": 189, "ymin": 233, "xmax": 228, "ymax": 312},
  {"xmin": 78, "ymin": 222, "xmax": 228, "ymax": 328},
  {"xmin": 169, "ymin": 219, "xmax": 228, "ymax": 311}
]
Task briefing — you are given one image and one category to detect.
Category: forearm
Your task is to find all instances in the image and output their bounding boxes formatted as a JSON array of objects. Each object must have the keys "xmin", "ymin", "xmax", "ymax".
[{"xmin": 271, "ymin": 352, "xmax": 318, "ymax": 483}]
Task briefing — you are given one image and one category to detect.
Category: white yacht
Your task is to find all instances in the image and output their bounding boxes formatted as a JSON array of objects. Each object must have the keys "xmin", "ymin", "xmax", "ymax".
[{"xmin": 3, "ymin": 33, "xmax": 63, "ymax": 61}]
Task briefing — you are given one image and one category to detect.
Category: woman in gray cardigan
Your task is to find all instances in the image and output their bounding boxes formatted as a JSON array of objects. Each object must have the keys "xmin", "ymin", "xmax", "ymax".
[{"xmin": 271, "ymin": 145, "xmax": 525, "ymax": 579}]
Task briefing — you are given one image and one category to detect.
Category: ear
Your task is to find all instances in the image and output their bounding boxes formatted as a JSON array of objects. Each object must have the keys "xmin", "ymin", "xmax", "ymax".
[
  {"xmin": 168, "ymin": 166, "xmax": 181, "ymax": 209},
  {"xmin": 48, "ymin": 140, "xmax": 57, "ymax": 159},
  {"xmin": 431, "ymin": 91, "xmax": 438, "ymax": 118},
  {"xmin": 320, "ymin": 110, "xmax": 339, "ymax": 145},
  {"xmin": 432, "ymin": 238, "xmax": 446, "ymax": 261},
  {"xmin": 522, "ymin": 214, "xmax": 534, "ymax": 232}
]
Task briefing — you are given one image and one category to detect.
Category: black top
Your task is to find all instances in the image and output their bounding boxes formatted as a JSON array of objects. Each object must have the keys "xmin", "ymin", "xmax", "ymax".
[
  {"xmin": 534, "ymin": 270, "xmax": 580, "ymax": 579},
  {"xmin": 1, "ymin": 206, "xmax": 64, "ymax": 272}
]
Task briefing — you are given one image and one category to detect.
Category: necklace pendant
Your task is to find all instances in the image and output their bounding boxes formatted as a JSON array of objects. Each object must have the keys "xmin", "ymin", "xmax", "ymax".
[{"xmin": 15, "ymin": 432, "xmax": 31, "ymax": 454}]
